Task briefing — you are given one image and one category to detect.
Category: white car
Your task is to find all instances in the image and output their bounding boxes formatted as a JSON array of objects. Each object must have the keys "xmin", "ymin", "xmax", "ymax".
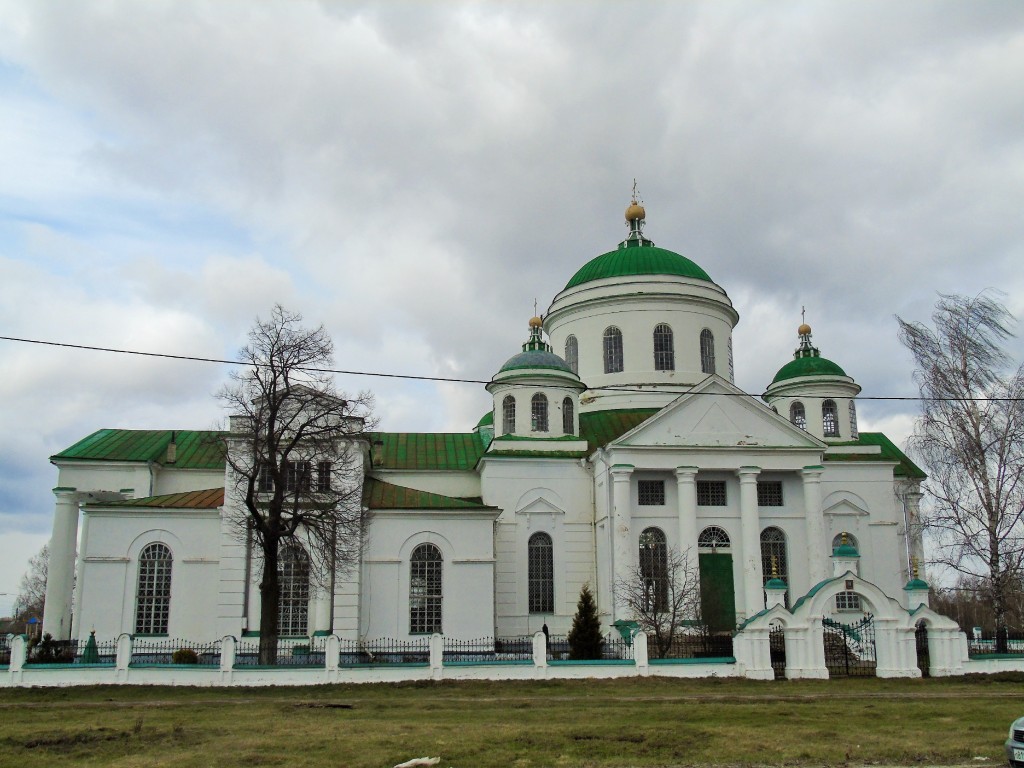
[{"xmin": 1007, "ymin": 716, "xmax": 1024, "ymax": 767}]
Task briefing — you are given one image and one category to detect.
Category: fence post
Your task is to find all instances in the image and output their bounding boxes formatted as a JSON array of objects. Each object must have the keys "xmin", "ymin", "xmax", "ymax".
[
  {"xmin": 325, "ymin": 635, "xmax": 340, "ymax": 672},
  {"xmin": 532, "ymin": 631, "xmax": 547, "ymax": 668},
  {"xmin": 10, "ymin": 635, "xmax": 26, "ymax": 673},
  {"xmin": 633, "ymin": 630, "xmax": 648, "ymax": 675},
  {"xmin": 115, "ymin": 633, "xmax": 132, "ymax": 672},
  {"xmin": 220, "ymin": 636, "xmax": 236, "ymax": 672},
  {"xmin": 430, "ymin": 633, "xmax": 444, "ymax": 680}
]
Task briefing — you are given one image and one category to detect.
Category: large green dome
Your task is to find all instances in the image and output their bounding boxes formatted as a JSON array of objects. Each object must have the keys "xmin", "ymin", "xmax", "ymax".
[
  {"xmin": 565, "ymin": 241, "xmax": 712, "ymax": 289},
  {"xmin": 771, "ymin": 355, "xmax": 848, "ymax": 384},
  {"xmin": 499, "ymin": 349, "xmax": 574, "ymax": 374}
]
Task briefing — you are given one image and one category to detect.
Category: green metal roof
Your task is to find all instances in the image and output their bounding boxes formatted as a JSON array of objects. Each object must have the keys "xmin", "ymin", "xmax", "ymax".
[
  {"xmin": 579, "ymin": 409, "xmax": 659, "ymax": 453},
  {"xmin": 51, "ymin": 429, "xmax": 226, "ymax": 469},
  {"xmin": 94, "ymin": 488, "xmax": 225, "ymax": 509},
  {"xmin": 565, "ymin": 242, "xmax": 712, "ymax": 289},
  {"xmin": 363, "ymin": 477, "xmax": 491, "ymax": 510},
  {"xmin": 825, "ymin": 432, "xmax": 927, "ymax": 479},
  {"xmin": 771, "ymin": 355, "xmax": 848, "ymax": 384},
  {"xmin": 368, "ymin": 432, "xmax": 486, "ymax": 471},
  {"xmin": 498, "ymin": 349, "xmax": 574, "ymax": 374}
]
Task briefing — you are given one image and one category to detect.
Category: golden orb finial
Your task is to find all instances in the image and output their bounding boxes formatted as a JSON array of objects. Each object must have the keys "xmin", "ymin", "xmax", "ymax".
[
  {"xmin": 625, "ymin": 201, "xmax": 646, "ymax": 222},
  {"xmin": 529, "ymin": 316, "xmax": 543, "ymax": 328},
  {"xmin": 798, "ymin": 323, "xmax": 812, "ymax": 336}
]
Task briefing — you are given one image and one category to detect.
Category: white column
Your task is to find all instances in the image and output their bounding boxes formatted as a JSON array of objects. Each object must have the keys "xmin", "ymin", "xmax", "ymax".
[
  {"xmin": 610, "ymin": 464, "xmax": 635, "ymax": 620},
  {"xmin": 737, "ymin": 467, "xmax": 763, "ymax": 618},
  {"xmin": 674, "ymin": 467, "xmax": 699, "ymax": 570},
  {"xmin": 802, "ymin": 466, "xmax": 827, "ymax": 586},
  {"xmin": 43, "ymin": 487, "xmax": 80, "ymax": 640}
]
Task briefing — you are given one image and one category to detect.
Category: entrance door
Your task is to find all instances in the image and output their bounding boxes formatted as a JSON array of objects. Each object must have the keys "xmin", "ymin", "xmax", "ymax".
[
  {"xmin": 699, "ymin": 552, "xmax": 736, "ymax": 632},
  {"xmin": 823, "ymin": 614, "xmax": 877, "ymax": 677}
]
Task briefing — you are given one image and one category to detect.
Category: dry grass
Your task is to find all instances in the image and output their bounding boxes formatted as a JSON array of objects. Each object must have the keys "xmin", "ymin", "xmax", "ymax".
[{"xmin": 0, "ymin": 675, "xmax": 1020, "ymax": 767}]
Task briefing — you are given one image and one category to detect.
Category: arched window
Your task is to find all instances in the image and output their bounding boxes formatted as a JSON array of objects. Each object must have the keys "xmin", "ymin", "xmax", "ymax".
[
  {"xmin": 562, "ymin": 397, "xmax": 574, "ymax": 435},
  {"xmin": 135, "ymin": 542, "xmax": 172, "ymax": 635},
  {"xmin": 698, "ymin": 526, "xmax": 731, "ymax": 549},
  {"xmin": 502, "ymin": 395, "xmax": 516, "ymax": 435},
  {"xmin": 760, "ymin": 527, "xmax": 789, "ymax": 603},
  {"xmin": 410, "ymin": 544, "xmax": 443, "ymax": 634},
  {"xmin": 849, "ymin": 401, "xmax": 859, "ymax": 439},
  {"xmin": 700, "ymin": 329, "xmax": 716, "ymax": 374},
  {"xmin": 822, "ymin": 399, "xmax": 839, "ymax": 437},
  {"xmin": 564, "ymin": 335, "xmax": 578, "ymax": 375},
  {"xmin": 528, "ymin": 533, "xmax": 554, "ymax": 613},
  {"xmin": 603, "ymin": 327, "xmax": 623, "ymax": 373},
  {"xmin": 790, "ymin": 401, "xmax": 806, "ymax": 430},
  {"xmin": 531, "ymin": 393, "xmax": 549, "ymax": 432},
  {"xmin": 639, "ymin": 528, "xmax": 668, "ymax": 612},
  {"xmin": 278, "ymin": 543, "xmax": 310, "ymax": 637},
  {"xmin": 653, "ymin": 324, "xmax": 674, "ymax": 371}
]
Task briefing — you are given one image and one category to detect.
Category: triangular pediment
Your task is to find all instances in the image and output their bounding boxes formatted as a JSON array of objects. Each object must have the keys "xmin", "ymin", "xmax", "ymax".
[
  {"xmin": 515, "ymin": 495, "xmax": 566, "ymax": 517},
  {"xmin": 612, "ymin": 376, "xmax": 826, "ymax": 450}
]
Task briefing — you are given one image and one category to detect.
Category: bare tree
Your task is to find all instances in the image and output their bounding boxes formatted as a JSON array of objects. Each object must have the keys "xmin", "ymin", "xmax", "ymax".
[
  {"xmin": 615, "ymin": 543, "xmax": 702, "ymax": 659},
  {"xmin": 219, "ymin": 305, "xmax": 376, "ymax": 664},
  {"xmin": 13, "ymin": 544, "xmax": 49, "ymax": 621},
  {"xmin": 897, "ymin": 292, "xmax": 1024, "ymax": 651}
]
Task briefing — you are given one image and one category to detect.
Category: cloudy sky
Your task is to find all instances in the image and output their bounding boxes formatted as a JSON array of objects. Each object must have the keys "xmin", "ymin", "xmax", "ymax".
[{"xmin": 2, "ymin": 1, "xmax": 1023, "ymax": 616}]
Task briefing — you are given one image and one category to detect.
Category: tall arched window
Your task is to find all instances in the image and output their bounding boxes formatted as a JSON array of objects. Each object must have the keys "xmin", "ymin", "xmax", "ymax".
[
  {"xmin": 790, "ymin": 401, "xmax": 806, "ymax": 430},
  {"xmin": 849, "ymin": 401, "xmax": 859, "ymax": 439},
  {"xmin": 653, "ymin": 324, "xmax": 675, "ymax": 371},
  {"xmin": 822, "ymin": 399, "xmax": 839, "ymax": 437},
  {"xmin": 700, "ymin": 329, "xmax": 716, "ymax": 374},
  {"xmin": 564, "ymin": 335, "xmax": 578, "ymax": 375},
  {"xmin": 639, "ymin": 528, "xmax": 668, "ymax": 612},
  {"xmin": 410, "ymin": 543, "xmax": 443, "ymax": 634},
  {"xmin": 528, "ymin": 533, "xmax": 554, "ymax": 613},
  {"xmin": 278, "ymin": 543, "xmax": 310, "ymax": 637},
  {"xmin": 562, "ymin": 397, "xmax": 574, "ymax": 435},
  {"xmin": 603, "ymin": 327, "xmax": 623, "ymax": 373},
  {"xmin": 698, "ymin": 526, "xmax": 731, "ymax": 549},
  {"xmin": 760, "ymin": 527, "xmax": 789, "ymax": 604},
  {"xmin": 135, "ymin": 542, "xmax": 172, "ymax": 635},
  {"xmin": 531, "ymin": 393, "xmax": 549, "ymax": 432},
  {"xmin": 728, "ymin": 337, "xmax": 735, "ymax": 382},
  {"xmin": 502, "ymin": 395, "xmax": 516, "ymax": 435}
]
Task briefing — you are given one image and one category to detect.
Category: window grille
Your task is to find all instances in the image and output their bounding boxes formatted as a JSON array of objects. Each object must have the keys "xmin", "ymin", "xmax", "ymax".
[
  {"xmin": 502, "ymin": 395, "xmax": 516, "ymax": 435},
  {"xmin": 700, "ymin": 328, "xmax": 716, "ymax": 374},
  {"xmin": 285, "ymin": 460, "xmax": 312, "ymax": 493},
  {"xmin": 653, "ymin": 324, "xmax": 674, "ymax": 371},
  {"xmin": 135, "ymin": 543, "xmax": 172, "ymax": 635},
  {"xmin": 757, "ymin": 481, "xmax": 784, "ymax": 507},
  {"xmin": 728, "ymin": 337, "xmax": 735, "ymax": 382},
  {"xmin": 760, "ymin": 527, "xmax": 789, "ymax": 601},
  {"xmin": 528, "ymin": 533, "xmax": 554, "ymax": 613},
  {"xmin": 696, "ymin": 480, "xmax": 727, "ymax": 506},
  {"xmin": 822, "ymin": 399, "xmax": 839, "ymax": 437},
  {"xmin": 698, "ymin": 526, "xmax": 731, "ymax": 549},
  {"xmin": 316, "ymin": 461, "xmax": 332, "ymax": 493},
  {"xmin": 410, "ymin": 544, "xmax": 443, "ymax": 634},
  {"xmin": 836, "ymin": 591, "xmax": 862, "ymax": 611},
  {"xmin": 564, "ymin": 335, "xmax": 578, "ymax": 375},
  {"xmin": 790, "ymin": 401, "xmax": 806, "ymax": 430},
  {"xmin": 258, "ymin": 462, "xmax": 273, "ymax": 492},
  {"xmin": 603, "ymin": 327, "xmax": 623, "ymax": 373},
  {"xmin": 849, "ymin": 401, "xmax": 859, "ymax": 439},
  {"xmin": 531, "ymin": 393, "xmax": 549, "ymax": 432},
  {"xmin": 562, "ymin": 397, "xmax": 574, "ymax": 435},
  {"xmin": 278, "ymin": 544, "xmax": 310, "ymax": 636},
  {"xmin": 639, "ymin": 528, "xmax": 668, "ymax": 612},
  {"xmin": 638, "ymin": 480, "xmax": 665, "ymax": 506}
]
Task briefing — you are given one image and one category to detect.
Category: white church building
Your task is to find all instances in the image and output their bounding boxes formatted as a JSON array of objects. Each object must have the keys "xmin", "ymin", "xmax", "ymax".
[{"xmin": 43, "ymin": 199, "xmax": 930, "ymax": 650}]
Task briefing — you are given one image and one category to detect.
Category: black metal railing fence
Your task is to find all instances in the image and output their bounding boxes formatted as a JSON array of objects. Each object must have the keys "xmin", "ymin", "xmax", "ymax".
[
  {"xmin": 442, "ymin": 636, "xmax": 533, "ymax": 663},
  {"xmin": 131, "ymin": 638, "xmax": 220, "ymax": 666},
  {"xmin": 338, "ymin": 637, "xmax": 429, "ymax": 666}
]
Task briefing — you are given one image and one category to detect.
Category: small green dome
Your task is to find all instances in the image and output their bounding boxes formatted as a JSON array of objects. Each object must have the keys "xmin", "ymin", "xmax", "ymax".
[
  {"xmin": 832, "ymin": 541, "xmax": 860, "ymax": 558},
  {"xmin": 765, "ymin": 577, "xmax": 788, "ymax": 590},
  {"xmin": 565, "ymin": 242, "xmax": 712, "ymax": 289},
  {"xmin": 476, "ymin": 411, "xmax": 494, "ymax": 428},
  {"xmin": 499, "ymin": 349, "xmax": 574, "ymax": 374},
  {"xmin": 904, "ymin": 578, "xmax": 929, "ymax": 591},
  {"xmin": 771, "ymin": 355, "xmax": 848, "ymax": 384}
]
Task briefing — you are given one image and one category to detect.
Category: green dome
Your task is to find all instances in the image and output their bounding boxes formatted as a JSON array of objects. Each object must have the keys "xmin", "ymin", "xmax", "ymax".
[
  {"xmin": 771, "ymin": 355, "xmax": 848, "ymax": 384},
  {"xmin": 565, "ymin": 242, "xmax": 712, "ymax": 289},
  {"xmin": 903, "ymin": 578, "xmax": 929, "ymax": 591},
  {"xmin": 499, "ymin": 350, "xmax": 574, "ymax": 374},
  {"xmin": 476, "ymin": 411, "xmax": 494, "ymax": 428},
  {"xmin": 832, "ymin": 541, "xmax": 860, "ymax": 558}
]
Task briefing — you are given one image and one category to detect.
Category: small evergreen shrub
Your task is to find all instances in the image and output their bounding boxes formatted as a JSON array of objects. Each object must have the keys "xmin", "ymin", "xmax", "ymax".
[
  {"xmin": 567, "ymin": 584, "xmax": 604, "ymax": 660},
  {"xmin": 171, "ymin": 648, "xmax": 200, "ymax": 665}
]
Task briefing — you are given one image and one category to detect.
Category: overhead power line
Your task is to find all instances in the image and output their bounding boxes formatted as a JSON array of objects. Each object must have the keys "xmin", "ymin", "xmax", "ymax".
[{"xmin": 1, "ymin": 334, "xmax": 1019, "ymax": 403}]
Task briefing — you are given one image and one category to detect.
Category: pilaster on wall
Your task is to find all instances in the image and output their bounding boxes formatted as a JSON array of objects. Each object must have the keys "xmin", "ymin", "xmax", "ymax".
[
  {"xmin": 736, "ymin": 467, "xmax": 762, "ymax": 618},
  {"xmin": 43, "ymin": 488, "xmax": 79, "ymax": 640},
  {"xmin": 674, "ymin": 467, "xmax": 698, "ymax": 571},
  {"xmin": 802, "ymin": 466, "xmax": 826, "ymax": 585},
  {"xmin": 609, "ymin": 465, "xmax": 635, "ymax": 620}
]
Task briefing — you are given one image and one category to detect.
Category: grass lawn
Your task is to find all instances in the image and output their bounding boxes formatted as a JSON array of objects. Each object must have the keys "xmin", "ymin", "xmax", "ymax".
[{"xmin": 0, "ymin": 675, "xmax": 1021, "ymax": 767}]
